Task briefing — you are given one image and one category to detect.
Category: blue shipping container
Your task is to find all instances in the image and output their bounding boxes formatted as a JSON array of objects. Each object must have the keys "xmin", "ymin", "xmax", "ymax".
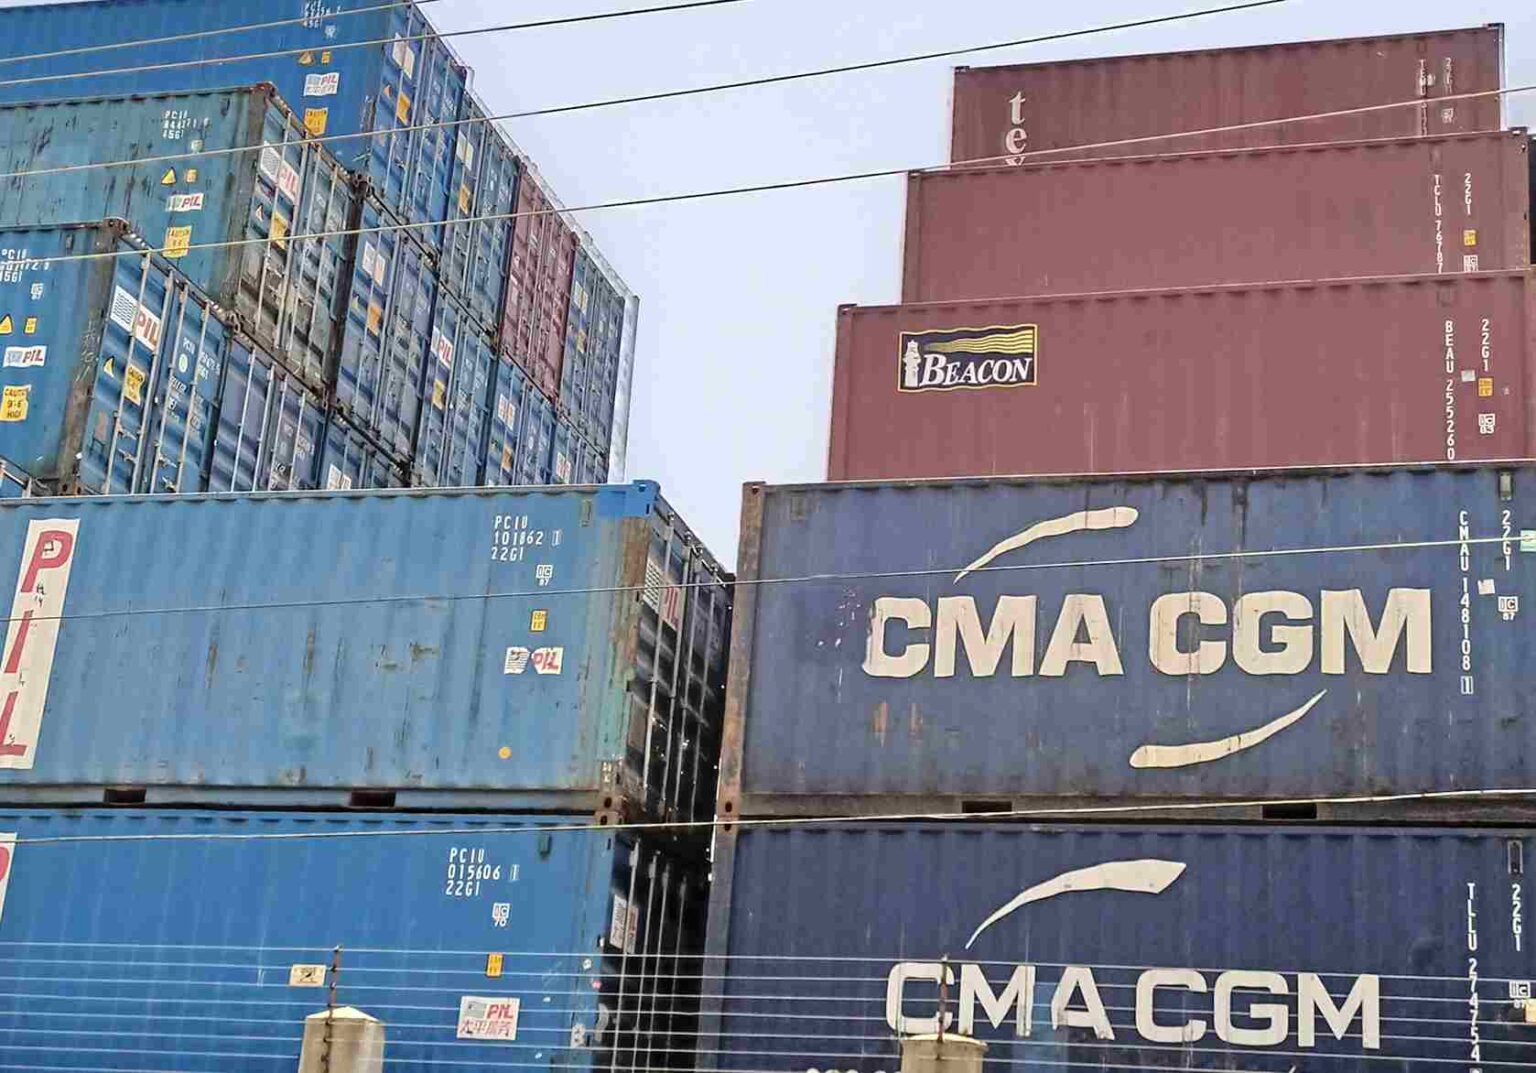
[
  {"xmin": 0, "ymin": 484, "xmax": 730, "ymax": 818},
  {"xmin": 0, "ymin": 86, "xmax": 352, "ymax": 391},
  {"xmin": 724, "ymin": 465, "xmax": 1536, "ymax": 814},
  {"xmin": 414, "ymin": 293, "xmax": 494, "ymax": 488},
  {"xmin": 320, "ymin": 410, "xmax": 405, "ymax": 491},
  {"xmin": 0, "ymin": 222, "xmax": 229, "ymax": 494},
  {"xmin": 0, "ymin": 808, "xmax": 706, "ymax": 1073},
  {"xmin": 0, "ymin": 459, "xmax": 43, "ymax": 498},
  {"xmin": 483, "ymin": 354, "xmax": 535, "ymax": 487},
  {"xmin": 207, "ymin": 330, "xmax": 322, "ymax": 493},
  {"xmin": 441, "ymin": 94, "xmax": 520, "ymax": 334},
  {"xmin": 0, "ymin": 0, "xmax": 470, "ymax": 245},
  {"xmin": 335, "ymin": 191, "xmax": 438, "ymax": 463},
  {"xmin": 561, "ymin": 248, "xmax": 626, "ymax": 454},
  {"xmin": 703, "ymin": 823, "xmax": 1533, "ymax": 1073}
]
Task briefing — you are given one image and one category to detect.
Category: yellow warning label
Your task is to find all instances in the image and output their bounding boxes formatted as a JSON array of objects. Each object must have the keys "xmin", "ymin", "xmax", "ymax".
[
  {"xmin": 395, "ymin": 92, "xmax": 411, "ymax": 124},
  {"xmin": 502, "ymin": 445, "xmax": 512, "ymax": 471},
  {"xmin": 185, "ymin": 168, "xmax": 199, "ymax": 184},
  {"xmin": 303, "ymin": 108, "xmax": 329, "ymax": 136},
  {"xmin": 530, "ymin": 610, "xmax": 548, "ymax": 633},
  {"xmin": 366, "ymin": 301, "xmax": 384, "ymax": 336},
  {"xmin": 486, "ymin": 954, "xmax": 504, "ymax": 978},
  {"xmin": 0, "ymin": 316, "xmax": 13, "ymax": 335},
  {"xmin": 123, "ymin": 365, "xmax": 146, "ymax": 406},
  {"xmin": 1479, "ymin": 377, "xmax": 1495, "ymax": 398},
  {"xmin": 459, "ymin": 184, "xmax": 472, "ymax": 215},
  {"xmin": 321, "ymin": 50, "xmax": 333, "ymax": 65},
  {"xmin": 1464, "ymin": 229, "xmax": 1479, "ymax": 248},
  {"xmin": 270, "ymin": 212, "xmax": 290, "ymax": 251},
  {"xmin": 160, "ymin": 168, "xmax": 177, "ymax": 186},
  {"xmin": 164, "ymin": 226, "xmax": 192, "ymax": 260},
  {"xmin": 102, "ymin": 359, "xmax": 116, "ymax": 379},
  {"xmin": 0, "ymin": 385, "xmax": 28, "ymax": 422},
  {"xmin": 299, "ymin": 51, "xmax": 315, "ymax": 66},
  {"xmin": 22, "ymin": 317, "xmax": 36, "ymax": 335},
  {"xmin": 432, "ymin": 378, "xmax": 447, "ymax": 408}
]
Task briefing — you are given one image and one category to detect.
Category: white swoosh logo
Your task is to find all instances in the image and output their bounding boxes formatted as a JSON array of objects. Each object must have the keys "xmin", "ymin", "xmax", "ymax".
[
  {"xmin": 955, "ymin": 507, "xmax": 1138, "ymax": 582},
  {"xmin": 1128, "ymin": 690, "xmax": 1327, "ymax": 770},
  {"xmin": 965, "ymin": 859, "xmax": 1186, "ymax": 949}
]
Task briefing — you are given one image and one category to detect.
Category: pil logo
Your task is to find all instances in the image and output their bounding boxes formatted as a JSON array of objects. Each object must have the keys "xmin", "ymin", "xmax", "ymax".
[
  {"xmin": 0, "ymin": 520, "xmax": 79, "ymax": 769},
  {"xmin": 898, "ymin": 324, "xmax": 1038, "ymax": 393}
]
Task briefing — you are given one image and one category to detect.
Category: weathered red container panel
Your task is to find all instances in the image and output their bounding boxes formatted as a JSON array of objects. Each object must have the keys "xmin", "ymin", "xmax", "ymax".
[
  {"xmin": 500, "ymin": 164, "xmax": 576, "ymax": 398},
  {"xmin": 904, "ymin": 131, "xmax": 1531, "ymax": 302},
  {"xmin": 951, "ymin": 25, "xmax": 1503, "ymax": 165},
  {"xmin": 828, "ymin": 272, "xmax": 1533, "ymax": 481}
]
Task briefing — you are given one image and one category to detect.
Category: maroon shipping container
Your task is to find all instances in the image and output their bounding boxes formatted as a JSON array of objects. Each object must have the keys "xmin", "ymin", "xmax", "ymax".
[
  {"xmin": 828, "ymin": 272, "xmax": 1533, "ymax": 481},
  {"xmin": 500, "ymin": 166, "xmax": 576, "ymax": 398},
  {"xmin": 904, "ymin": 131, "xmax": 1532, "ymax": 302},
  {"xmin": 951, "ymin": 25, "xmax": 1503, "ymax": 166}
]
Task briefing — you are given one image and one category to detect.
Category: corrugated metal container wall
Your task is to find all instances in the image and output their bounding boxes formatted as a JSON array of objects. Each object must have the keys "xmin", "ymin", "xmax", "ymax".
[
  {"xmin": 319, "ymin": 410, "xmax": 406, "ymax": 490},
  {"xmin": 334, "ymin": 190, "xmax": 438, "ymax": 463},
  {"xmin": 0, "ymin": 485, "xmax": 731, "ymax": 819},
  {"xmin": 578, "ymin": 438, "xmax": 610, "ymax": 484},
  {"xmin": 206, "ymin": 331, "xmax": 319, "ymax": 493},
  {"xmin": 552, "ymin": 419, "xmax": 580, "ymax": 485},
  {"xmin": 441, "ymin": 97, "xmax": 520, "ymax": 334},
  {"xmin": 0, "ymin": 86, "xmax": 352, "ymax": 392},
  {"xmin": 703, "ymin": 823, "xmax": 1532, "ymax": 1073},
  {"xmin": 562, "ymin": 249, "xmax": 627, "ymax": 453},
  {"xmin": 904, "ymin": 131, "xmax": 1532, "ymax": 302},
  {"xmin": 517, "ymin": 384, "xmax": 559, "ymax": 486},
  {"xmin": 483, "ymin": 354, "xmax": 535, "ymax": 486},
  {"xmin": 501, "ymin": 166, "xmax": 576, "ymax": 398},
  {"xmin": 950, "ymin": 24, "xmax": 1504, "ymax": 164},
  {"xmin": 0, "ymin": 809, "xmax": 708, "ymax": 1073},
  {"xmin": 830, "ymin": 272, "xmax": 1534, "ymax": 482},
  {"xmin": 0, "ymin": 222, "xmax": 229, "ymax": 495},
  {"xmin": 0, "ymin": 0, "xmax": 470, "ymax": 242},
  {"xmin": 722, "ymin": 466, "xmax": 1536, "ymax": 815},
  {"xmin": 413, "ymin": 293, "xmax": 494, "ymax": 488}
]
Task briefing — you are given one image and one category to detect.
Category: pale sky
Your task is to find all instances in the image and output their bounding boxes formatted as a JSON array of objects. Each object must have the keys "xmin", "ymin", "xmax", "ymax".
[{"xmin": 8, "ymin": 0, "xmax": 1536, "ymax": 563}]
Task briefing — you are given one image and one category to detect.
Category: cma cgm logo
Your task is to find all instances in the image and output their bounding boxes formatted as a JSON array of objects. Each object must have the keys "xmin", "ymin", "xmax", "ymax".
[
  {"xmin": 885, "ymin": 859, "xmax": 1382, "ymax": 1052},
  {"xmin": 863, "ymin": 507, "xmax": 1431, "ymax": 767},
  {"xmin": 898, "ymin": 324, "xmax": 1038, "ymax": 393},
  {"xmin": 0, "ymin": 520, "xmax": 79, "ymax": 769}
]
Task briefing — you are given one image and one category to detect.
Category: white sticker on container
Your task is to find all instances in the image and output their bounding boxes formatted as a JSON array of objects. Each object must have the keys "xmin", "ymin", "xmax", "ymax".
[
  {"xmin": 457, "ymin": 996, "xmax": 519, "ymax": 1041},
  {"xmin": 1522, "ymin": 530, "xmax": 1536, "ymax": 553},
  {"xmin": 608, "ymin": 894, "xmax": 638, "ymax": 953},
  {"xmin": 503, "ymin": 647, "xmax": 530, "ymax": 675},
  {"xmin": 431, "ymin": 327, "xmax": 454, "ymax": 369},
  {"xmin": 258, "ymin": 145, "xmax": 282, "ymax": 184},
  {"xmin": 0, "ymin": 834, "xmax": 12, "ymax": 924},
  {"xmin": 325, "ymin": 464, "xmax": 353, "ymax": 491},
  {"xmin": 2, "ymin": 347, "xmax": 44, "ymax": 369},
  {"xmin": 392, "ymin": 36, "xmax": 416, "ymax": 79},
  {"xmin": 554, "ymin": 451, "xmax": 572, "ymax": 484},
  {"xmin": 531, "ymin": 647, "xmax": 564, "ymax": 676},
  {"xmin": 109, "ymin": 287, "xmax": 163, "ymax": 350},
  {"xmin": 642, "ymin": 554, "xmax": 686, "ymax": 632},
  {"xmin": 456, "ymin": 133, "xmax": 475, "ymax": 168},
  {"xmin": 304, "ymin": 72, "xmax": 340, "ymax": 97},
  {"xmin": 0, "ymin": 520, "xmax": 80, "ymax": 770},
  {"xmin": 277, "ymin": 160, "xmax": 302, "ymax": 205},
  {"xmin": 495, "ymin": 393, "xmax": 516, "ymax": 426},
  {"xmin": 288, "ymin": 964, "xmax": 327, "ymax": 987},
  {"xmin": 166, "ymin": 193, "xmax": 205, "ymax": 214}
]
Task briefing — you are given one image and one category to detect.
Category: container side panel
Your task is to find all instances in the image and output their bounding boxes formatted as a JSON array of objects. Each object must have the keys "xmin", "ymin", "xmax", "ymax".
[{"xmin": 414, "ymin": 293, "xmax": 495, "ymax": 488}]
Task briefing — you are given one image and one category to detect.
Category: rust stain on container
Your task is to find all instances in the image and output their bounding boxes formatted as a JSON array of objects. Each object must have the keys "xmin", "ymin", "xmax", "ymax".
[
  {"xmin": 872, "ymin": 701, "xmax": 889, "ymax": 744},
  {"xmin": 951, "ymin": 25, "xmax": 1503, "ymax": 165},
  {"xmin": 904, "ymin": 131, "xmax": 1530, "ymax": 303},
  {"xmin": 829, "ymin": 272, "xmax": 1533, "ymax": 481}
]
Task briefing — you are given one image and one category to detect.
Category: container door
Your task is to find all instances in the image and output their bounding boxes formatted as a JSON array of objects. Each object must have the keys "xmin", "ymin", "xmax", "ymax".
[
  {"xmin": 139, "ymin": 283, "xmax": 228, "ymax": 494},
  {"xmin": 483, "ymin": 355, "xmax": 529, "ymax": 486},
  {"xmin": 321, "ymin": 412, "xmax": 403, "ymax": 491},
  {"xmin": 415, "ymin": 297, "xmax": 493, "ymax": 488},
  {"xmin": 207, "ymin": 335, "xmax": 273, "ymax": 493},
  {"xmin": 444, "ymin": 105, "xmax": 518, "ymax": 334},
  {"xmin": 256, "ymin": 367, "xmax": 322, "ymax": 491}
]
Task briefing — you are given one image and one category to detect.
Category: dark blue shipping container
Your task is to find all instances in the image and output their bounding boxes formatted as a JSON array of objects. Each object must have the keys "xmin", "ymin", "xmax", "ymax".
[
  {"xmin": 578, "ymin": 438, "xmax": 610, "ymax": 485},
  {"xmin": 334, "ymin": 191, "xmax": 437, "ymax": 463},
  {"xmin": 0, "ymin": 86, "xmax": 352, "ymax": 391},
  {"xmin": 483, "ymin": 354, "xmax": 535, "ymax": 486},
  {"xmin": 320, "ymin": 410, "xmax": 405, "ymax": 490},
  {"xmin": 207, "ymin": 329, "xmax": 321, "ymax": 493},
  {"xmin": 703, "ymin": 823, "xmax": 1534, "ymax": 1073},
  {"xmin": 0, "ymin": 0, "xmax": 470, "ymax": 246},
  {"xmin": 723, "ymin": 465, "xmax": 1536, "ymax": 815},
  {"xmin": 513, "ymin": 380, "xmax": 559, "ymax": 487},
  {"xmin": 0, "ymin": 809, "xmax": 707, "ymax": 1073},
  {"xmin": 441, "ymin": 94, "xmax": 520, "ymax": 335},
  {"xmin": 561, "ymin": 248, "xmax": 627, "ymax": 454},
  {"xmin": 0, "ymin": 484, "xmax": 730, "ymax": 819},
  {"xmin": 0, "ymin": 222, "xmax": 229, "ymax": 494},
  {"xmin": 414, "ymin": 293, "xmax": 493, "ymax": 488},
  {"xmin": 553, "ymin": 419, "xmax": 581, "ymax": 486}
]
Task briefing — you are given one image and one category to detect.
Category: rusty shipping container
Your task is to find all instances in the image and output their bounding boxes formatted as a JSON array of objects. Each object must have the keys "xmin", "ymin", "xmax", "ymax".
[
  {"xmin": 501, "ymin": 164, "xmax": 577, "ymax": 399},
  {"xmin": 719, "ymin": 464, "xmax": 1536, "ymax": 818},
  {"xmin": 829, "ymin": 272, "xmax": 1533, "ymax": 482},
  {"xmin": 904, "ymin": 131, "xmax": 1532, "ymax": 303},
  {"xmin": 951, "ymin": 25, "xmax": 1503, "ymax": 165}
]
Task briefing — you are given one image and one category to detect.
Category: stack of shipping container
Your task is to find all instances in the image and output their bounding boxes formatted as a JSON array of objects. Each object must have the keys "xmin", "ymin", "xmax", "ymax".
[
  {"xmin": 0, "ymin": 3, "xmax": 726, "ymax": 1072},
  {"xmin": 0, "ymin": 0, "xmax": 633, "ymax": 498},
  {"xmin": 704, "ymin": 23, "xmax": 1536, "ymax": 1073}
]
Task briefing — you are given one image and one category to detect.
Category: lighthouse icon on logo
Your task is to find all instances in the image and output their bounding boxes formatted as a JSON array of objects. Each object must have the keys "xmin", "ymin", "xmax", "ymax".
[{"xmin": 897, "ymin": 324, "xmax": 1039, "ymax": 393}]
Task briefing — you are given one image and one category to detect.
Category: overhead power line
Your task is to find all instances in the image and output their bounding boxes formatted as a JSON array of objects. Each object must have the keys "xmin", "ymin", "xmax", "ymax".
[
  {"xmin": 0, "ymin": 0, "xmax": 1294, "ymax": 183},
  {"xmin": 0, "ymin": 0, "xmax": 754, "ymax": 92}
]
